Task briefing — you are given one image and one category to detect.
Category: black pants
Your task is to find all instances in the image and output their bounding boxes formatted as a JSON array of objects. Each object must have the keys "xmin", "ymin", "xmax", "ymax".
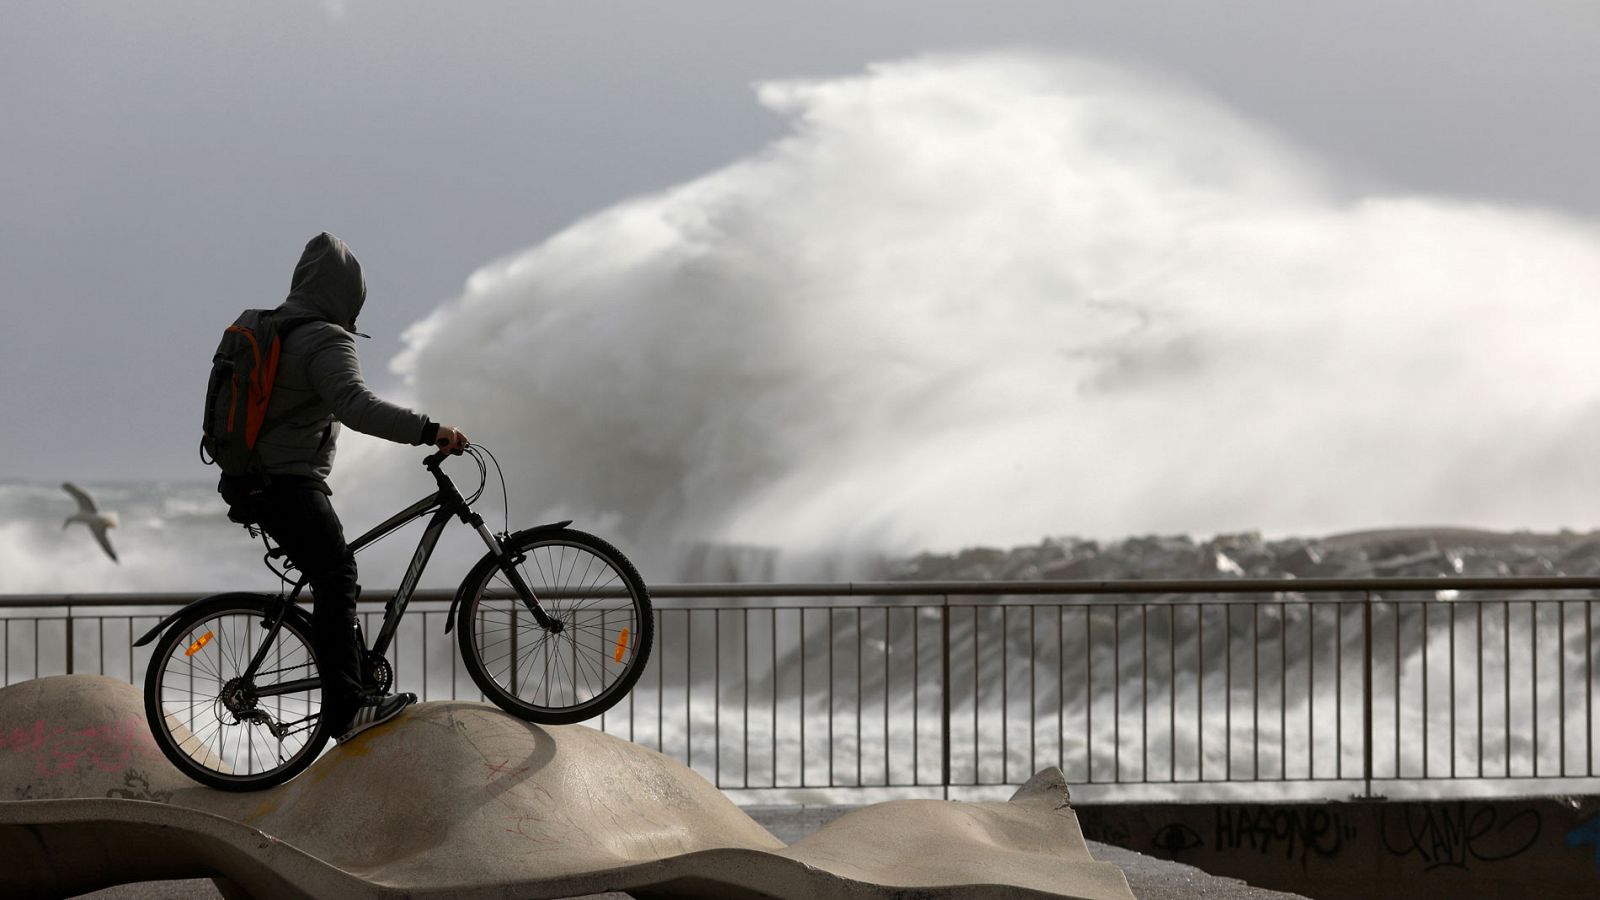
[{"xmin": 224, "ymin": 476, "xmax": 366, "ymax": 734}]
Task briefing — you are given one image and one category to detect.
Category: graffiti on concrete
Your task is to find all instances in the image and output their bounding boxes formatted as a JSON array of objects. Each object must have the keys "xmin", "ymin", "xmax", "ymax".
[
  {"xmin": 484, "ymin": 759, "xmax": 530, "ymax": 780},
  {"xmin": 1, "ymin": 716, "xmax": 160, "ymax": 778},
  {"xmin": 1214, "ymin": 805, "xmax": 1357, "ymax": 863},
  {"xmin": 105, "ymin": 768, "xmax": 172, "ymax": 803},
  {"xmin": 1379, "ymin": 802, "xmax": 1541, "ymax": 871},
  {"xmin": 1150, "ymin": 822, "xmax": 1203, "ymax": 853},
  {"xmin": 13, "ymin": 781, "xmax": 64, "ymax": 801},
  {"xmin": 1566, "ymin": 814, "xmax": 1600, "ymax": 869}
]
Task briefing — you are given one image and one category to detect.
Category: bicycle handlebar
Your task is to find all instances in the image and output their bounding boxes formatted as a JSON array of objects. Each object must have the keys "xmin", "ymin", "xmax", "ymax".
[
  {"xmin": 423, "ymin": 441, "xmax": 467, "ymax": 469},
  {"xmin": 424, "ymin": 442, "xmax": 491, "ymax": 510}
]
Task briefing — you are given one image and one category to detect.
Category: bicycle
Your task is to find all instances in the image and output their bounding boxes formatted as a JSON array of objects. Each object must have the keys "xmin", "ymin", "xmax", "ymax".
[{"xmin": 133, "ymin": 445, "xmax": 652, "ymax": 791}]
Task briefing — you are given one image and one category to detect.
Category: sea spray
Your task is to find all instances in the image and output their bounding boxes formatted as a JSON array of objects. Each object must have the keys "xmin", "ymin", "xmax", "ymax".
[{"xmin": 373, "ymin": 52, "xmax": 1600, "ymax": 581}]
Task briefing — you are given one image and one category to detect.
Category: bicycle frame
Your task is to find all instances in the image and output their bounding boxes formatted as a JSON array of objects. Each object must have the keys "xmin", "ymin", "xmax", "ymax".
[
  {"xmin": 256, "ymin": 451, "xmax": 563, "ymax": 688},
  {"xmin": 345, "ymin": 485, "xmax": 456, "ymax": 659},
  {"xmin": 186, "ymin": 451, "xmax": 562, "ymax": 703}
]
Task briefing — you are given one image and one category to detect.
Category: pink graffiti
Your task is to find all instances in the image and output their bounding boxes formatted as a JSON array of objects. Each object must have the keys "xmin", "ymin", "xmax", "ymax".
[
  {"xmin": 485, "ymin": 759, "xmax": 529, "ymax": 780},
  {"xmin": 1, "ymin": 716, "xmax": 161, "ymax": 778}
]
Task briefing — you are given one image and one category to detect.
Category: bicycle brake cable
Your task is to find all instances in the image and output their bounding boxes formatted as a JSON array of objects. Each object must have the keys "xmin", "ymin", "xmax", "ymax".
[
  {"xmin": 457, "ymin": 441, "xmax": 486, "ymax": 506},
  {"xmin": 474, "ymin": 443, "xmax": 512, "ymax": 536}
]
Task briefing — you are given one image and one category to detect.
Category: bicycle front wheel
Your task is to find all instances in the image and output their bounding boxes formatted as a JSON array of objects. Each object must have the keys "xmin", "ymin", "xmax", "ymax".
[
  {"xmin": 143, "ymin": 594, "xmax": 332, "ymax": 790},
  {"xmin": 457, "ymin": 528, "xmax": 652, "ymax": 725}
]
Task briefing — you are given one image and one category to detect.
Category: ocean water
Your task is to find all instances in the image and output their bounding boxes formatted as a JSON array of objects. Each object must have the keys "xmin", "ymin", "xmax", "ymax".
[
  {"xmin": 0, "ymin": 470, "xmax": 499, "ymax": 596},
  {"xmin": 0, "ymin": 479, "xmax": 263, "ymax": 595}
]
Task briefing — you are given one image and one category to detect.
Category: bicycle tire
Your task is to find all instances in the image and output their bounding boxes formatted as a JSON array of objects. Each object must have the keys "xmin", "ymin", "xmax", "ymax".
[
  {"xmin": 143, "ymin": 594, "xmax": 332, "ymax": 791},
  {"xmin": 457, "ymin": 528, "xmax": 653, "ymax": 725}
]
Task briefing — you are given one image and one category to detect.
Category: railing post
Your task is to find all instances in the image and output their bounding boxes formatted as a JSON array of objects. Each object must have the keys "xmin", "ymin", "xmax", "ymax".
[
  {"xmin": 1362, "ymin": 590, "xmax": 1374, "ymax": 799},
  {"xmin": 65, "ymin": 604, "xmax": 74, "ymax": 675},
  {"xmin": 941, "ymin": 596, "xmax": 951, "ymax": 802}
]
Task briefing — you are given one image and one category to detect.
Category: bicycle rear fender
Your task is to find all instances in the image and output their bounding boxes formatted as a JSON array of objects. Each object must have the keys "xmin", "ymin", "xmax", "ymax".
[
  {"xmin": 132, "ymin": 592, "xmax": 310, "ymax": 647},
  {"xmin": 444, "ymin": 520, "xmax": 573, "ymax": 633}
]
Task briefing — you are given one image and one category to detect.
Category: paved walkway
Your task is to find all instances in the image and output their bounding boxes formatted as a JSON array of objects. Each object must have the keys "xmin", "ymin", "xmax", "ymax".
[{"xmin": 78, "ymin": 805, "xmax": 1307, "ymax": 900}]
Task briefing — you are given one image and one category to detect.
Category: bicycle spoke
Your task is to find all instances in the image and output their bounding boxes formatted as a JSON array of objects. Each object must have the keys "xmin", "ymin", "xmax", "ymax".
[
  {"xmin": 462, "ymin": 532, "xmax": 649, "ymax": 721},
  {"xmin": 151, "ymin": 603, "xmax": 326, "ymax": 784}
]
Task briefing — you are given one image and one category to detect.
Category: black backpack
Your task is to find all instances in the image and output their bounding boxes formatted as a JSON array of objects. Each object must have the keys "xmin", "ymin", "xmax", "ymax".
[{"xmin": 200, "ymin": 310, "xmax": 308, "ymax": 476}]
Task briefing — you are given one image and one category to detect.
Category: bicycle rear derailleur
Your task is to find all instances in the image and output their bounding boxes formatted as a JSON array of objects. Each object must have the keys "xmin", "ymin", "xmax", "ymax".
[{"xmin": 219, "ymin": 677, "xmax": 294, "ymax": 740}]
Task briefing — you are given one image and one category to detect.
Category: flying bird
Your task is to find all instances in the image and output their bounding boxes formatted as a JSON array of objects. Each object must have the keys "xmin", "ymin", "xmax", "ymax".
[{"xmin": 62, "ymin": 482, "xmax": 119, "ymax": 563}]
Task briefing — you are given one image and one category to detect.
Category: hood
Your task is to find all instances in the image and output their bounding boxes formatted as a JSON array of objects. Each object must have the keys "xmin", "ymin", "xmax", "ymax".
[{"xmin": 281, "ymin": 232, "xmax": 366, "ymax": 331}]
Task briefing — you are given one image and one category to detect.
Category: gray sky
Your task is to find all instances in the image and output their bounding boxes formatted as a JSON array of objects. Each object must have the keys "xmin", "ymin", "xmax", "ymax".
[{"xmin": 4, "ymin": 0, "xmax": 1599, "ymax": 481}]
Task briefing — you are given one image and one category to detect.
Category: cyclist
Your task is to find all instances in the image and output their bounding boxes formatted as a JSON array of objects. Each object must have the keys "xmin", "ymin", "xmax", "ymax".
[{"xmin": 219, "ymin": 232, "xmax": 469, "ymax": 743}]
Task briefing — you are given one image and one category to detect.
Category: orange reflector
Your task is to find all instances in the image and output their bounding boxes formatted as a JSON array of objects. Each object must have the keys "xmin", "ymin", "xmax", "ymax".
[
  {"xmin": 613, "ymin": 628, "xmax": 631, "ymax": 663},
  {"xmin": 185, "ymin": 631, "xmax": 214, "ymax": 657}
]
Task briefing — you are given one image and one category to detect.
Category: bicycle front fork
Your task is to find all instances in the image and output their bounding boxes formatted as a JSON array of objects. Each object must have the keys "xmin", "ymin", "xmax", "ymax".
[{"xmin": 471, "ymin": 522, "xmax": 563, "ymax": 633}]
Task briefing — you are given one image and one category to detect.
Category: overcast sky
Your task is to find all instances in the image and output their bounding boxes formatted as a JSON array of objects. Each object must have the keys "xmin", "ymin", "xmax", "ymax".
[{"xmin": 4, "ymin": 0, "xmax": 1599, "ymax": 482}]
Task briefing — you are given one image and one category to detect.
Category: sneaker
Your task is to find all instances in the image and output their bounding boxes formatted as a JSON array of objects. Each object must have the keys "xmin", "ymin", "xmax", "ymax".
[{"xmin": 337, "ymin": 692, "xmax": 416, "ymax": 743}]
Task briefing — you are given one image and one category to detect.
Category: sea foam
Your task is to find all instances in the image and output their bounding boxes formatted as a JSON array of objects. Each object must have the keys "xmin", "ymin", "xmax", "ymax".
[{"xmin": 372, "ymin": 52, "xmax": 1600, "ymax": 579}]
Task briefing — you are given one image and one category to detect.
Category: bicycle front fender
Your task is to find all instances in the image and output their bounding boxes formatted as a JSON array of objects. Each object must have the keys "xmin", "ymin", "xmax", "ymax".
[
  {"xmin": 132, "ymin": 592, "xmax": 304, "ymax": 647},
  {"xmin": 444, "ymin": 520, "xmax": 573, "ymax": 634}
]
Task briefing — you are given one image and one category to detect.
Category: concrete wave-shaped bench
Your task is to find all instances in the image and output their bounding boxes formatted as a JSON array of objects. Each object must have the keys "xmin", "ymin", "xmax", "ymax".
[{"xmin": 0, "ymin": 675, "xmax": 1132, "ymax": 900}]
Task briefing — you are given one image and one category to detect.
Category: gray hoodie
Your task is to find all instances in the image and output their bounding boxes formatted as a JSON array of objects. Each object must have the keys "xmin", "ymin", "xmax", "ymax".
[{"xmin": 255, "ymin": 233, "xmax": 433, "ymax": 486}]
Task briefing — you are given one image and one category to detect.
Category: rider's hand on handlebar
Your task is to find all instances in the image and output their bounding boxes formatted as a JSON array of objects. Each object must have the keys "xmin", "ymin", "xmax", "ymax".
[{"xmin": 435, "ymin": 425, "xmax": 470, "ymax": 455}]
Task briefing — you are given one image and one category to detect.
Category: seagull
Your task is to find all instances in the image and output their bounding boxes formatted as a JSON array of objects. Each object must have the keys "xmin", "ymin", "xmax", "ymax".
[{"xmin": 62, "ymin": 482, "xmax": 119, "ymax": 563}]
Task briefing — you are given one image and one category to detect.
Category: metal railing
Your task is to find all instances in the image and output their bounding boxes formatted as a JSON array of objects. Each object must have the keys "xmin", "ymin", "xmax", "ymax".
[{"xmin": 4, "ymin": 576, "xmax": 1599, "ymax": 800}]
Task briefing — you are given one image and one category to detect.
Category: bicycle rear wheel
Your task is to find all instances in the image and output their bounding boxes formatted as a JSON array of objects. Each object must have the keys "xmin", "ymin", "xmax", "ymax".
[
  {"xmin": 143, "ymin": 594, "xmax": 331, "ymax": 790},
  {"xmin": 457, "ymin": 528, "xmax": 652, "ymax": 725}
]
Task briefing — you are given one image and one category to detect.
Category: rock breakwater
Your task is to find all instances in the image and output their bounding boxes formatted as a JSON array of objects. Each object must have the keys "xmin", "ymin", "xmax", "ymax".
[{"xmin": 889, "ymin": 527, "xmax": 1600, "ymax": 584}]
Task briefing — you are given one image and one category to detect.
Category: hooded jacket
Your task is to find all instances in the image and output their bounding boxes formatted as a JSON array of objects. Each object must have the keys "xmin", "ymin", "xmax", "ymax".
[{"xmin": 255, "ymin": 233, "xmax": 434, "ymax": 486}]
